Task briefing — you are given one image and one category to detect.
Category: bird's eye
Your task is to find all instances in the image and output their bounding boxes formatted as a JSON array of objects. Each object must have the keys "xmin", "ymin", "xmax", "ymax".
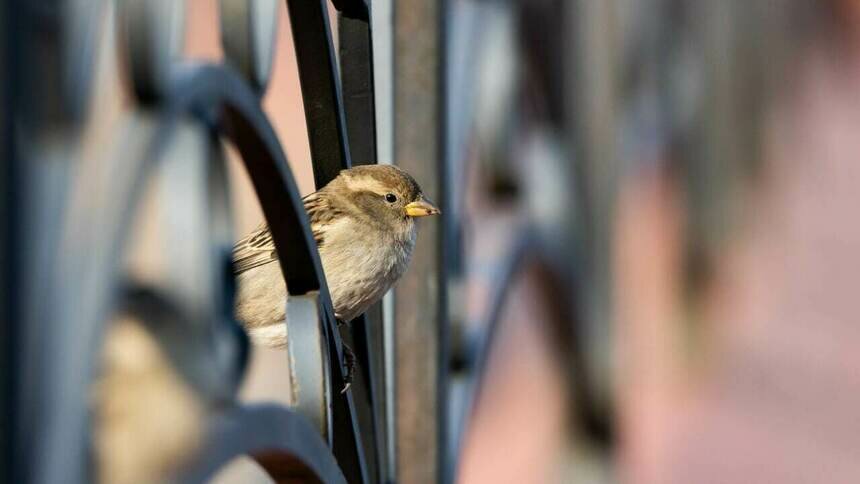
[{"xmin": 385, "ymin": 193, "xmax": 398, "ymax": 203}]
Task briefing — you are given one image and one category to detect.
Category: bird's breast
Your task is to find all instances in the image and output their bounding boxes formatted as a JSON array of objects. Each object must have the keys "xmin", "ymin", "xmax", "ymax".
[{"xmin": 316, "ymin": 218, "xmax": 416, "ymax": 321}]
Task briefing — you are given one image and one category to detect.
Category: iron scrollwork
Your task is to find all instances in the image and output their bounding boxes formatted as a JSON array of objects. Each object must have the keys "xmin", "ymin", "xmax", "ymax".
[{"xmin": 6, "ymin": 0, "xmax": 389, "ymax": 482}]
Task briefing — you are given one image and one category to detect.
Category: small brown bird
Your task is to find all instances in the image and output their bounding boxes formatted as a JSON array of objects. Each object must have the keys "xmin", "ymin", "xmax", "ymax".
[{"xmin": 233, "ymin": 165, "xmax": 439, "ymax": 348}]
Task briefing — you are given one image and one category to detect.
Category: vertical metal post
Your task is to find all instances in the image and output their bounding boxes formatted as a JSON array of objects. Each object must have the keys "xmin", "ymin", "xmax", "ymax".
[
  {"xmin": 568, "ymin": 0, "xmax": 620, "ymax": 435},
  {"xmin": 368, "ymin": 1, "xmax": 399, "ymax": 481},
  {"xmin": 0, "ymin": 1, "xmax": 19, "ymax": 482},
  {"xmin": 393, "ymin": 0, "xmax": 448, "ymax": 482},
  {"xmin": 10, "ymin": 2, "xmax": 103, "ymax": 482},
  {"xmin": 338, "ymin": 9, "xmax": 388, "ymax": 484},
  {"xmin": 338, "ymin": 14, "xmax": 376, "ymax": 165},
  {"xmin": 285, "ymin": 0, "xmax": 353, "ymax": 184}
]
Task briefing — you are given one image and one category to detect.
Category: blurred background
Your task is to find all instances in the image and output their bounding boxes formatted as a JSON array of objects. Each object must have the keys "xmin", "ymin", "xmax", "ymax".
[{"xmin": 5, "ymin": 0, "xmax": 860, "ymax": 483}]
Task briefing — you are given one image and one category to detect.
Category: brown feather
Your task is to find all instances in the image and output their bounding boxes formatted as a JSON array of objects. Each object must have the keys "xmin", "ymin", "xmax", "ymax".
[{"xmin": 232, "ymin": 192, "xmax": 333, "ymax": 274}]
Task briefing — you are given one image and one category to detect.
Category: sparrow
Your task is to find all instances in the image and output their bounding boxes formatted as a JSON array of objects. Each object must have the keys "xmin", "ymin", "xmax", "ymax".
[{"xmin": 233, "ymin": 164, "xmax": 439, "ymax": 357}]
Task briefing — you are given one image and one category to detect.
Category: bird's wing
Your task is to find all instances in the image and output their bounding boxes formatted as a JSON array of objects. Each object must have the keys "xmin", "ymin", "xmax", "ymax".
[
  {"xmin": 303, "ymin": 191, "xmax": 342, "ymax": 247},
  {"xmin": 232, "ymin": 222, "xmax": 277, "ymax": 274},
  {"xmin": 232, "ymin": 192, "xmax": 335, "ymax": 274}
]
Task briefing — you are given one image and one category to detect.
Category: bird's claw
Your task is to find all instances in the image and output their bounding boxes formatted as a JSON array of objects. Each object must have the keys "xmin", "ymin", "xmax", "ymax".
[{"xmin": 340, "ymin": 343, "xmax": 356, "ymax": 394}]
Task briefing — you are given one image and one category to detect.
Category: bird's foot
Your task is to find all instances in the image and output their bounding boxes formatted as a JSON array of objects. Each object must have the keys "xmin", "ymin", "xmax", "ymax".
[{"xmin": 340, "ymin": 343, "xmax": 356, "ymax": 394}]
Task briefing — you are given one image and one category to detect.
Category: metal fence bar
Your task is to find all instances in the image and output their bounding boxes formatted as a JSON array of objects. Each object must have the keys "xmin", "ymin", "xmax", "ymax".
[
  {"xmin": 0, "ymin": 2, "xmax": 20, "ymax": 482},
  {"xmin": 11, "ymin": 2, "xmax": 107, "ymax": 481},
  {"xmin": 285, "ymin": 0, "xmax": 353, "ymax": 184},
  {"xmin": 367, "ymin": 1, "xmax": 399, "ymax": 480},
  {"xmin": 213, "ymin": 62, "xmax": 371, "ymax": 484},
  {"xmin": 327, "ymin": 316, "xmax": 371, "ymax": 484},
  {"xmin": 338, "ymin": 9, "xmax": 386, "ymax": 484},
  {"xmin": 175, "ymin": 405, "xmax": 347, "ymax": 484},
  {"xmin": 338, "ymin": 14, "xmax": 376, "ymax": 166},
  {"xmin": 566, "ymin": 0, "xmax": 620, "ymax": 445},
  {"xmin": 26, "ymin": 56, "xmax": 347, "ymax": 483},
  {"xmin": 284, "ymin": 2, "xmax": 379, "ymax": 482},
  {"xmin": 4, "ymin": 1, "xmax": 405, "ymax": 482},
  {"xmin": 393, "ymin": 0, "xmax": 448, "ymax": 482}
]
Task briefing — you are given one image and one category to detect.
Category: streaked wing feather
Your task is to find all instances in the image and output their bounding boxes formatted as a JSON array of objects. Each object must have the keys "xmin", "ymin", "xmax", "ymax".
[
  {"xmin": 232, "ymin": 222, "xmax": 277, "ymax": 274},
  {"xmin": 232, "ymin": 192, "xmax": 332, "ymax": 274}
]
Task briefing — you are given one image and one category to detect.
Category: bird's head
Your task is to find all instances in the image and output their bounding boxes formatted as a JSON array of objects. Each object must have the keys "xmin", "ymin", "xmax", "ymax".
[{"xmin": 330, "ymin": 165, "xmax": 440, "ymax": 232}]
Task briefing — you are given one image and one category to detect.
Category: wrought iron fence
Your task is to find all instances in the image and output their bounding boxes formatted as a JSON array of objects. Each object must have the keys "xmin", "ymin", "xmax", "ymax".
[
  {"xmin": 2, "ymin": 1, "xmax": 397, "ymax": 482},
  {"xmin": 3, "ymin": 0, "xmax": 617, "ymax": 483}
]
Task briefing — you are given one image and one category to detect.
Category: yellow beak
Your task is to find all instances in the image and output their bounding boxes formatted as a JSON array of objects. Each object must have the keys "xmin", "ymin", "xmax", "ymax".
[{"xmin": 404, "ymin": 198, "xmax": 441, "ymax": 217}]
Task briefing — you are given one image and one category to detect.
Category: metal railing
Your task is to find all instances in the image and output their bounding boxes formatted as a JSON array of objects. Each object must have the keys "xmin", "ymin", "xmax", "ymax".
[
  {"xmin": 3, "ymin": 0, "xmax": 606, "ymax": 482},
  {"xmin": 3, "ymin": 1, "xmax": 394, "ymax": 482}
]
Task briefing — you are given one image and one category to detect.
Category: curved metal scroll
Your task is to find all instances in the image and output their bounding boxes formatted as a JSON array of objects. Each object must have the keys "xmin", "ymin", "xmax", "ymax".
[
  {"xmin": 286, "ymin": 291, "xmax": 333, "ymax": 440},
  {"xmin": 33, "ymin": 60, "xmax": 344, "ymax": 484},
  {"xmin": 219, "ymin": 0, "xmax": 279, "ymax": 93},
  {"xmin": 174, "ymin": 404, "xmax": 346, "ymax": 484}
]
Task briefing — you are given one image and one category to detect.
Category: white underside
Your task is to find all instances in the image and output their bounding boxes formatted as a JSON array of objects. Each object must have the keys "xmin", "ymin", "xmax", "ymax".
[
  {"xmin": 248, "ymin": 322, "xmax": 288, "ymax": 349},
  {"xmin": 236, "ymin": 213, "xmax": 416, "ymax": 347}
]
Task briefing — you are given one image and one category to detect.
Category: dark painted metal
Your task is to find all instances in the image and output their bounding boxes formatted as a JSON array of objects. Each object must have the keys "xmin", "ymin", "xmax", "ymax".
[
  {"xmin": 6, "ymin": 0, "xmax": 413, "ymax": 482},
  {"xmin": 338, "ymin": 14, "xmax": 377, "ymax": 166},
  {"xmin": 338, "ymin": 11, "xmax": 387, "ymax": 484},
  {"xmin": 331, "ymin": 0, "xmax": 369, "ymax": 21},
  {"xmin": 556, "ymin": 0, "xmax": 616, "ymax": 448},
  {"xmin": 193, "ymin": 69, "xmax": 372, "ymax": 484},
  {"xmin": 282, "ymin": 2, "xmax": 379, "ymax": 480},
  {"xmin": 212, "ymin": 57, "xmax": 370, "ymax": 481},
  {"xmin": 336, "ymin": 320, "xmax": 380, "ymax": 484},
  {"xmin": 357, "ymin": 304, "xmax": 389, "ymax": 483},
  {"xmin": 327, "ymin": 312, "xmax": 371, "ymax": 484},
  {"xmin": 0, "ymin": 2, "xmax": 20, "ymax": 482},
  {"xmin": 177, "ymin": 62, "xmax": 372, "ymax": 482},
  {"xmin": 10, "ymin": 3, "xmax": 107, "ymax": 483},
  {"xmin": 212, "ymin": 65, "xmax": 331, "ymax": 296},
  {"xmin": 285, "ymin": 0, "xmax": 353, "ymax": 187},
  {"xmin": 30, "ymin": 62, "xmax": 347, "ymax": 483},
  {"xmin": 0, "ymin": 0, "xmax": 530, "ymax": 483},
  {"xmin": 175, "ymin": 404, "xmax": 347, "ymax": 484}
]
